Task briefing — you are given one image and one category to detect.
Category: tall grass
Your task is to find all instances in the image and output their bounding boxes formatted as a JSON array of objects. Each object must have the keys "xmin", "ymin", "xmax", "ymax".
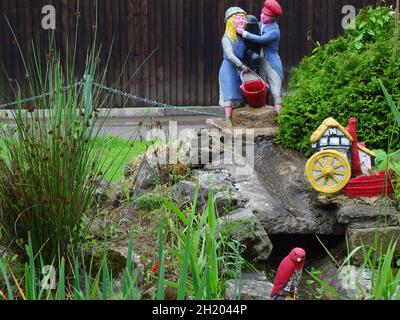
[
  {"xmin": 0, "ymin": 229, "xmax": 139, "ymax": 300},
  {"xmin": 0, "ymin": 17, "xmax": 141, "ymax": 262},
  {"xmin": 156, "ymin": 182, "xmax": 243, "ymax": 300}
]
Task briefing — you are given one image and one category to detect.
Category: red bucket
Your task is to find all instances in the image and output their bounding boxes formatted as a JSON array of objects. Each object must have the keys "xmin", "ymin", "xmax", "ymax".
[{"xmin": 242, "ymin": 80, "xmax": 268, "ymax": 108}]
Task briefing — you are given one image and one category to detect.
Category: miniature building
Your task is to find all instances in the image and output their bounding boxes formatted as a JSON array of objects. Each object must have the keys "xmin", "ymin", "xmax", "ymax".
[
  {"xmin": 358, "ymin": 144, "xmax": 376, "ymax": 175},
  {"xmin": 310, "ymin": 117, "xmax": 375, "ymax": 176},
  {"xmin": 310, "ymin": 118, "xmax": 353, "ymax": 158}
]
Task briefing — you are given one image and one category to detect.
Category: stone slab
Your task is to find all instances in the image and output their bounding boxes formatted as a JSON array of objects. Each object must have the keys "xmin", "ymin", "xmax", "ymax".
[{"xmin": 346, "ymin": 226, "xmax": 400, "ymax": 266}]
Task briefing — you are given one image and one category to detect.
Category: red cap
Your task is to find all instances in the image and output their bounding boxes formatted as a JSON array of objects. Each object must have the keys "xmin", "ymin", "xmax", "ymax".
[{"xmin": 262, "ymin": 0, "xmax": 283, "ymax": 17}]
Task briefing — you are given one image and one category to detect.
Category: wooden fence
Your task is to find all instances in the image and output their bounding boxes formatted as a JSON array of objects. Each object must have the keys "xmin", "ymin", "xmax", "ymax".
[{"xmin": 0, "ymin": 0, "xmax": 395, "ymax": 107}]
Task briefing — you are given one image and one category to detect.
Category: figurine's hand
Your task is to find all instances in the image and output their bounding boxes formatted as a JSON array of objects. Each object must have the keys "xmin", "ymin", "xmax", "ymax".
[
  {"xmin": 241, "ymin": 65, "xmax": 250, "ymax": 73},
  {"xmin": 236, "ymin": 27, "xmax": 245, "ymax": 35}
]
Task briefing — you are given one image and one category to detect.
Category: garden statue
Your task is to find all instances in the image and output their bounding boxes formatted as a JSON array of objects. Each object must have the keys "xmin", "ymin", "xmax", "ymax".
[
  {"xmin": 237, "ymin": 0, "xmax": 284, "ymax": 113},
  {"xmin": 219, "ymin": 7, "xmax": 250, "ymax": 129},
  {"xmin": 270, "ymin": 248, "xmax": 306, "ymax": 300},
  {"xmin": 244, "ymin": 15, "xmax": 262, "ymax": 71}
]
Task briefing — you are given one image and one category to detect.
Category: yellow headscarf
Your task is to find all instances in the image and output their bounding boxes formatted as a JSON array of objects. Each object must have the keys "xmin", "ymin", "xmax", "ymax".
[{"xmin": 225, "ymin": 13, "xmax": 247, "ymax": 42}]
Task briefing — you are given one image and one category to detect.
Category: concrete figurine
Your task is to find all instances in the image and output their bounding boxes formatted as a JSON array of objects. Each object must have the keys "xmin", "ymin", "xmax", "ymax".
[
  {"xmin": 237, "ymin": 0, "xmax": 284, "ymax": 113},
  {"xmin": 306, "ymin": 117, "xmax": 393, "ymax": 197},
  {"xmin": 270, "ymin": 248, "xmax": 306, "ymax": 300},
  {"xmin": 219, "ymin": 7, "xmax": 250, "ymax": 129}
]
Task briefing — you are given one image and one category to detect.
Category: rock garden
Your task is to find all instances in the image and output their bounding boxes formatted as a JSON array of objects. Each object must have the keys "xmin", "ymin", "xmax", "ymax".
[{"xmin": 0, "ymin": 4, "xmax": 399, "ymax": 301}]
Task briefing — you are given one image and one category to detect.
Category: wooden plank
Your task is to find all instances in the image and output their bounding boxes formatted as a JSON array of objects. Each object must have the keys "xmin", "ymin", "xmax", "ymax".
[
  {"xmin": 197, "ymin": 0, "xmax": 205, "ymax": 106},
  {"xmin": 119, "ymin": 0, "xmax": 129, "ymax": 106},
  {"xmin": 160, "ymin": 0, "xmax": 170, "ymax": 105},
  {"xmin": 183, "ymin": 0, "xmax": 191, "ymax": 105},
  {"xmin": 176, "ymin": 0, "xmax": 184, "ymax": 105},
  {"xmin": 83, "ymin": 0, "xmax": 92, "ymax": 65},
  {"xmin": 105, "ymin": 0, "xmax": 113, "ymax": 87},
  {"xmin": 141, "ymin": 0, "xmax": 150, "ymax": 100},
  {"xmin": 169, "ymin": 0, "xmax": 178, "ymax": 105},
  {"xmin": 155, "ymin": 0, "xmax": 164, "ymax": 103},
  {"xmin": 203, "ymin": 0, "xmax": 212, "ymax": 106},
  {"xmin": 148, "ymin": 0, "xmax": 157, "ymax": 101}
]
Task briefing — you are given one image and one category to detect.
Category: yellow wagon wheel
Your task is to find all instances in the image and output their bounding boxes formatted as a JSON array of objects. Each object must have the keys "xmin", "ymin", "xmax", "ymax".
[{"xmin": 305, "ymin": 150, "xmax": 351, "ymax": 194}]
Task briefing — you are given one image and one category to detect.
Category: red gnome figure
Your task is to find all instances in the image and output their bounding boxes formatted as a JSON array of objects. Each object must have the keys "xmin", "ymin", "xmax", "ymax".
[{"xmin": 270, "ymin": 248, "xmax": 306, "ymax": 300}]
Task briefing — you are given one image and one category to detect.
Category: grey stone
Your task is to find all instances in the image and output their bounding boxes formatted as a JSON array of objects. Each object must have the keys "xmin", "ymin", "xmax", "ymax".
[
  {"xmin": 92, "ymin": 179, "xmax": 110, "ymax": 207},
  {"xmin": 232, "ymin": 107, "xmax": 277, "ymax": 129},
  {"xmin": 318, "ymin": 263, "xmax": 372, "ymax": 300},
  {"xmin": 236, "ymin": 172, "xmax": 341, "ymax": 234},
  {"xmin": 171, "ymin": 180, "xmax": 208, "ymax": 210},
  {"xmin": 346, "ymin": 226, "xmax": 400, "ymax": 266},
  {"xmin": 336, "ymin": 203, "xmax": 399, "ymax": 225},
  {"xmin": 132, "ymin": 157, "xmax": 167, "ymax": 194},
  {"xmin": 120, "ymin": 206, "xmax": 136, "ymax": 220},
  {"xmin": 226, "ymin": 279, "xmax": 273, "ymax": 300},
  {"xmin": 247, "ymin": 142, "xmax": 343, "ymax": 234},
  {"xmin": 195, "ymin": 170, "xmax": 233, "ymax": 192},
  {"xmin": 215, "ymin": 191, "xmax": 238, "ymax": 215},
  {"xmin": 219, "ymin": 209, "xmax": 273, "ymax": 261},
  {"xmin": 106, "ymin": 245, "xmax": 145, "ymax": 284}
]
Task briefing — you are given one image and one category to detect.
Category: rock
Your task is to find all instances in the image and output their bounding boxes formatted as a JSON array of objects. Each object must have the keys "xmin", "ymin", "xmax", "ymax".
[
  {"xmin": 215, "ymin": 191, "xmax": 238, "ymax": 215},
  {"xmin": 232, "ymin": 107, "xmax": 277, "ymax": 129},
  {"xmin": 92, "ymin": 179, "xmax": 110, "ymax": 207},
  {"xmin": 132, "ymin": 157, "xmax": 163, "ymax": 194},
  {"xmin": 246, "ymin": 142, "xmax": 343, "ymax": 234},
  {"xmin": 112, "ymin": 190, "xmax": 126, "ymax": 208},
  {"xmin": 336, "ymin": 203, "xmax": 399, "ymax": 226},
  {"xmin": 124, "ymin": 155, "xmax": 144, "ymax": 179},
  {"xmin": 226, "ymin": 279, "xmax": 273, "ymax": 300},
  {"xmin": 319, "ymin": 263, "xmax": 372, "ymax": 300},
  {"xmin": 119, "ymin": 206, "xmax": 136, "ymax": 220},
  {"xmin": 127, "ymin": 141, "xmax": 193, "ymax": 194},
  {"xmin": 206, "ymin": 113, "xmax": 278, "ymax": 145},
  {"xmin": 219, "ymin": 208, "xmax": 273, "ymax": 261},
  {"xmin": 195, "ymin": 170, "xmax": 233, "ymax": 192},
  {"xmin": 171, "ymin": 180, "xmax": 208, "ymax": 210},
  {"xmin": 346, "ymin": 226, "xmax": 400, "ymax": 266},
  {"xmin": 106, "ymin": 245, "xmax": 144, "ymax": 283},
  {"xmin": 88, "ymin": 216, "xmax": 105, "ymax": 238}
]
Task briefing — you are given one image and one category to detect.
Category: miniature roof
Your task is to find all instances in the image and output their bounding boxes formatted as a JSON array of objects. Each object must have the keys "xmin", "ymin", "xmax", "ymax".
[
  {"xmin": 358, "ymin": 144, "xmax": 376, "ymax": 157},
  {"xmin": 310, "ymin": 117, "xmax": 354, "ymax": 144}
]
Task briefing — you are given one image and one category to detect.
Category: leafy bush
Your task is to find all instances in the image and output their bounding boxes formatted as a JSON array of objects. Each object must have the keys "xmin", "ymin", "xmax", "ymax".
[{"xmin": 277, "ymin": 6, "xmax": 400, "ymax": 156}]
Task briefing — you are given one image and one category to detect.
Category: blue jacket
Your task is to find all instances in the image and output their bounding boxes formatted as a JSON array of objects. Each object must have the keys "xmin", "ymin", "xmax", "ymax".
[{"xmin": 244, "ymin": 22, "xmax": 284, "ymax": 80}]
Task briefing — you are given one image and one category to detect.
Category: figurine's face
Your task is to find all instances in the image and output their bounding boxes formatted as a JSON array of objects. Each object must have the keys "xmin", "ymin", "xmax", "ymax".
[
  {"xmin": 261, "ymin": 12, "xmax": 273, "ymax": 24},
  {"xmin": 234, "ymin": 14, "xmax": 247, "ymax": 29}
]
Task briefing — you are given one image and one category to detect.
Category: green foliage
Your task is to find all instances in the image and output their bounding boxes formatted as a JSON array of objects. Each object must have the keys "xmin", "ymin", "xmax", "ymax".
[
  {"xmin": 308, "ymin": 239, "xmax": 400, "ymax": 300},
  {"xmin": 156, "ymin": 183, "xmax": 244, "ymax": 300},
  {"xmin": 0, "ymin": 229, "xmax": 140, "ymax": 300},
  {"xmin": 374, "ymin": 149, "xmax": 400, "ymax": 175},
  {"xmin": 277, "ymin": 6, "xmax": 400, "ymax": 156},
  {"xmin": 348, "ymin": 6, "xmax": 395, "ymax": 51},
  {"xmin": 134, "ymin": 190, "xmax": 168, "ymax": 211}
]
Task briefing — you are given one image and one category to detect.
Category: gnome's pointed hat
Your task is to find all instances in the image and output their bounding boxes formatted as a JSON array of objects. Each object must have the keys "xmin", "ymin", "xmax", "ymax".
[{"xmin": 262, "ymin": 0, "xmax": 283, "ymax": 17}]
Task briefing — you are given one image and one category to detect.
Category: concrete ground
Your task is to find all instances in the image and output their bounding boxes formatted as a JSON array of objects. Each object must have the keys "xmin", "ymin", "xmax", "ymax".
[{"xmin": 1, "ymin": 107, "xmax": 224, "ymax": 140}]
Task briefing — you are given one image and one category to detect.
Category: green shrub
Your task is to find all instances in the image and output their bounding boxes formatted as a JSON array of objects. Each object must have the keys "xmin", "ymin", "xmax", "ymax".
[{"xmin": 277, "ymin": 6, "xmax": 400, "ymax": 156}]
